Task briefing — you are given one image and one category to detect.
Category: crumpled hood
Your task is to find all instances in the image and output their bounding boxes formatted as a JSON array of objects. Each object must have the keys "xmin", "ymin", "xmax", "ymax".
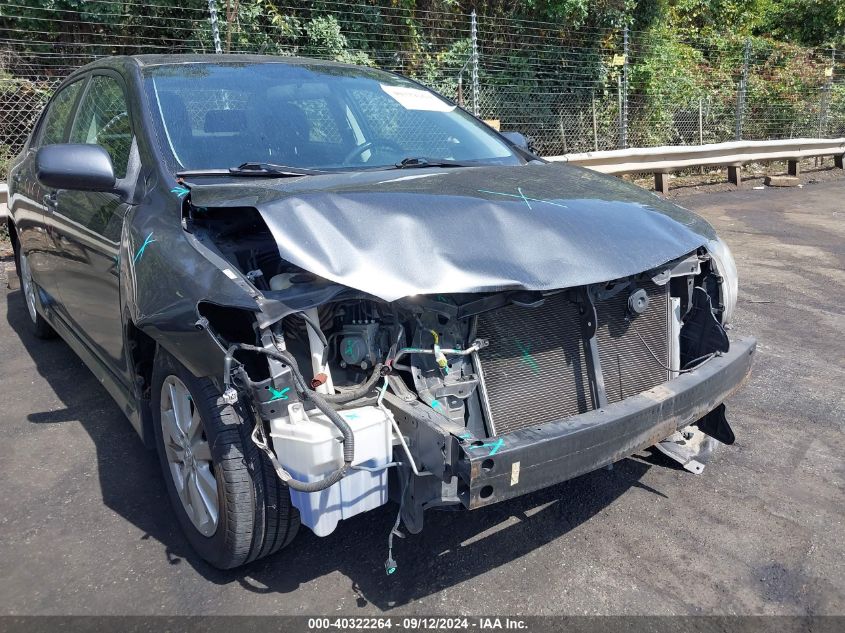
[{"xmin": 189, "ymin": 162, "xmax": 716, "ymax": 302}]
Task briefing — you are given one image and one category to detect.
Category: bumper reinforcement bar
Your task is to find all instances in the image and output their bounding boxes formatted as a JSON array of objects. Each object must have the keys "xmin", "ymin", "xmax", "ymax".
[{"xmin": 456, "ymin": 336, "xmax": 756, "ymax": 509}]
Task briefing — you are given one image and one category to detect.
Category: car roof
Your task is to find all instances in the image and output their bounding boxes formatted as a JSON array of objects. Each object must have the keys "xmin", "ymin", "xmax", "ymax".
[
  {"xmin": 132, "ymin": 53, "xmax": 355, "ymax": 68},
  {"xmin": 69, "ymin": 53, "xmax": 362, "ymax": 77}
]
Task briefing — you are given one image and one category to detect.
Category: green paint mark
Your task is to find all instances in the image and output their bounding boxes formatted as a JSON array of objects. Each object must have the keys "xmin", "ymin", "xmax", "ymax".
[
  {"xmin": 267, "ymin": 386, "xmax": 290, "ymax": 402},
  {"xmin": 344, "ymin": 339, "xmax": 355, "ymax": 358},
  {"xmin": 514, "ymin": 338, "xmax": 540, "ymax": 375},
  {"xmin": 467, "ymin": 437, "xmax": 505, "ymax": 456},
  {"xmin": 170, "ymin": 184, "xmax": 190, "ymax": 199},
  {"xmin": 430, "ymin": 400, "xmax": 441, "ymax": 410},
  {"xmin": 478, "ymin": 188, "xmax": 568, "ymax": 209},
  {"xmin": 133, "ymin": 232, "xmax": 156, "ymax": 264}
]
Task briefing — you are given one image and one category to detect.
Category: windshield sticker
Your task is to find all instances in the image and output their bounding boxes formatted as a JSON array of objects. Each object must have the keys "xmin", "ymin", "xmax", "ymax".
[{"xmin": 379, "ymin": 84, "xmax": 456, "ymax": 112}]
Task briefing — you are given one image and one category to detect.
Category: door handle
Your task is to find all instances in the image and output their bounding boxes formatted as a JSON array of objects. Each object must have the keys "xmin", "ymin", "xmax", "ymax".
[{"xmin": 42, "ymin": 192, "xmax": 57, "ymax": 210}]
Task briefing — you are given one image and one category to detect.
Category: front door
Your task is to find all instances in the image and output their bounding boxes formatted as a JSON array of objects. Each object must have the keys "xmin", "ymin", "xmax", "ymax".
[{"xmin": 51, "ymin": 73, "xmax": 135, "ymax": 381}]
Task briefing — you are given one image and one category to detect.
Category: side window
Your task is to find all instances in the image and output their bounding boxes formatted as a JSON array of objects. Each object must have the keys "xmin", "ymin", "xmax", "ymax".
[
  {"xmin": 36, "ymin": 80, "xmax": 84, "ymax": 146},
  {"xmin": 70, "ymin": 76, "xmax": 133, "ymax": 179}
]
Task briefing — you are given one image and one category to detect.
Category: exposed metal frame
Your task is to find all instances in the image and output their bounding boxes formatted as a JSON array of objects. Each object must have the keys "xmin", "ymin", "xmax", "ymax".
[
  {"xmin": 580, "ymin": 288, "xmax": 608, "ymax": 409},
  {"xmin": 456, "ymin": 337, "xmax": 755, "ymax": 509},
  {"xmin": 468, "ymin": 315, "xmax": 497, "ymax": 437}
]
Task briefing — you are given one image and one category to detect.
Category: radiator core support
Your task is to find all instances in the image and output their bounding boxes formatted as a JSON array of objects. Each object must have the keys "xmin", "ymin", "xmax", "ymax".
[{"xmin": 474, "ymin": 282, "xmax": 670, "ymax": 435}]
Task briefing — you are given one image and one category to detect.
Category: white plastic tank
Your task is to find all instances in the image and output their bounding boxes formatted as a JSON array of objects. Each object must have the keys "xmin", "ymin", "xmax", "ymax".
[{"xmin": 269, "ymin": 402, "xmax": 392, "ymax": 536}]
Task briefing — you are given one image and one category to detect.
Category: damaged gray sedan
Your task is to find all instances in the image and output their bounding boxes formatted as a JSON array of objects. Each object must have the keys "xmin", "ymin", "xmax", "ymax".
[{"xmin": 7, "ymin": 55, "xmax": 755, "ymax": 571}]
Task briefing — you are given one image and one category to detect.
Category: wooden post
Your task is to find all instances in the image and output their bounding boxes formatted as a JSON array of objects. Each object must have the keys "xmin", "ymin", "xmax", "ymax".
[
  {"xmin": 654, "ymin": 172, "xmax": 670, "ymax": 195},
  {"xmin": 728, "ymin": 165, "xmax": 742, "ymax": 188},
  {"xmin": 787, "ymin": 159, "xmax": 800, "ymax": 177}
]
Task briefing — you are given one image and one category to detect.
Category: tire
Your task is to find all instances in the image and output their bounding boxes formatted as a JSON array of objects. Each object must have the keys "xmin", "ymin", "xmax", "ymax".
[
  {"xmin": 151, "ymin": 349, "xmax": 299, "ymax": 569},
  {"xmin": 14, "ymin": 242, "xmax": 56, "ymax": 340}
]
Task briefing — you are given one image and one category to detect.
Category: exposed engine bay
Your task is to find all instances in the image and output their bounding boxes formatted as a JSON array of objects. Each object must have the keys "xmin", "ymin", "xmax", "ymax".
[{"xmin": 192, "ymin": 204, "xmax": 737, "ymax": 572}]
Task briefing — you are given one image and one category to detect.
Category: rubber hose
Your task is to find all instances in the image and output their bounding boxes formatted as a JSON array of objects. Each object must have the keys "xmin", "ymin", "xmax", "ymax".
[
  {"xmin": 320, "ymin": 362, "xmax": 384, "ymax": 404},
  {"xmin": 240, "ymin": 343, "xmax": 382, "ymax": 405},
  {"xmin": 235, "ymin": 364, "xmax": 354, "ymax": 492},
  {"xmin": 283, "ymin": 348, "xmax": 383, "ymax": 405},
  {"xmin": 294, "ymin": 310, "xmax": 328, "ymax": 348},
  {"xmin": 294, "ymin": 311, "xmax": 329, "ymax": 367},
  {"xmin": 232, "ymin": 343, "xmax": 356, "ymax": 466},
  {"xmin": 307, "ymin": 389, "xmax": 355, "ymax": 464},
  {"xmin": 284, "ymin": 464, "xmax": 349, "ymax": 493},
  {"xmin": 259, "ymin": 348, "xmax": 356, "ymax": 462}
]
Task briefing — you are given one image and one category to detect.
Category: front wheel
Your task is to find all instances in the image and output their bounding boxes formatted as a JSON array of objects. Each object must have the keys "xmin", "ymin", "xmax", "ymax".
[
  {"xmin": 15, "ymin": 247, "xmax": 56, "ymax": 340},
  {"xmin": 151, "ymin": 350, "xmax": 299, "ymax": 569}
]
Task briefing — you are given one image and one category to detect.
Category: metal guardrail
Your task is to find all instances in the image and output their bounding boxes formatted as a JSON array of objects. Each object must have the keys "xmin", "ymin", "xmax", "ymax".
[
  {"xmin": 546, "ymin": 138, "xmax": 845, "ymax": 193},
  {"xmin": 0, "ymin": 183, "xmax": 8, "ymax": 221}
]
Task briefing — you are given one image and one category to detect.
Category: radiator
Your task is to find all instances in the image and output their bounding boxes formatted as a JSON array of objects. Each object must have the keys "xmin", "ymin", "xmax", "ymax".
[
  {"xmin": 595, "ymin": 282, "xmax": 670, "ymax": 404},
  {"xmin": 475, "ymin": 283, "xmax": 669, "ymax": 435}
]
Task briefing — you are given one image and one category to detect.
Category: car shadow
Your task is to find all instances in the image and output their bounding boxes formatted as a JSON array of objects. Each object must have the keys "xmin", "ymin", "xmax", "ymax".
[{"xmin": 7, "ymin": 285, "xmax": 662, "ymax": 610}]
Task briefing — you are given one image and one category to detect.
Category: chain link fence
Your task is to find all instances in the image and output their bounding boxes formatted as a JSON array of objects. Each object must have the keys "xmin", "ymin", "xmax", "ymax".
[{"xmin": 1, "ymin": 0, "xmax": 844, "ymax": 176}]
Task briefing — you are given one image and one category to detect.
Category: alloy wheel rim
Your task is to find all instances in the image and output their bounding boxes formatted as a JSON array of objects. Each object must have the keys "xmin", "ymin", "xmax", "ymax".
[
  {"xmin": 19, "ymin": 252, "xmax": 38, "ymax": 324},
  {"xmin": 160, "ymin": 376, "xmax": 219, "ymax": 537}
]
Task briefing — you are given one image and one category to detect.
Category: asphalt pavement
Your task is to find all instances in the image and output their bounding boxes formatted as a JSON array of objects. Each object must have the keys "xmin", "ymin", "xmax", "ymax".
[{"xmin": 0, "ymin": 180, "xmax": 843, "ymax": 615}]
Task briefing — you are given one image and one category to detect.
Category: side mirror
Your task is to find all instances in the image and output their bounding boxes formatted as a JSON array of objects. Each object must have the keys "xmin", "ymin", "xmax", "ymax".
[
  {"xmin": 501, "ymin": 131, "xmax": 532, "ymax": 153},
  {"xmin": 35, "ymin": 144, "xmax": 116, "ymax": 192}
]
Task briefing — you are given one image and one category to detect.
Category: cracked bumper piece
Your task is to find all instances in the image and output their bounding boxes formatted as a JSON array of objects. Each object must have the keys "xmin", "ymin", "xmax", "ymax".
[{"xmin": 456, "ymin": 336, "xmax": 756, "ymax": 509}]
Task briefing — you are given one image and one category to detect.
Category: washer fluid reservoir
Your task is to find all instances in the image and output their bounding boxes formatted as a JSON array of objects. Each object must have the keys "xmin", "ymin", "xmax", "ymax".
[{"xmin": 269, "ymin": 402, "xmax": 391, "ymax": 536}]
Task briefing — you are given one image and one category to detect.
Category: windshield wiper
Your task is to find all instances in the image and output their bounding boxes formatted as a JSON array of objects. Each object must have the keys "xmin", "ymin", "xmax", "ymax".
[
  {"xmin": 176, "ymin": 162, "xmax": 323, "ymax": 178},
  {"xmin": 231, "ymin": 162, "xmax": 324, "ymax": 176},
  {"xmin": 393, "ymin": 157, "xmax": 471, "ymax": 169}
]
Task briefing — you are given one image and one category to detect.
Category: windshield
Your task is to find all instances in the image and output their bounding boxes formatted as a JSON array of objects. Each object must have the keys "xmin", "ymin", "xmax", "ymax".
[{"xmin": 143, "ymin": 61, "xmax": 520, "ymax": 172}]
